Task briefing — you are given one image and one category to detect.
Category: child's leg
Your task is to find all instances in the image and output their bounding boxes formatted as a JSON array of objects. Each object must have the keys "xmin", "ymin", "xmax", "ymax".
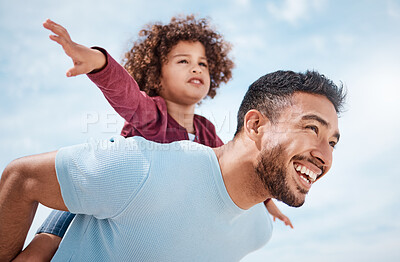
[{"xmin": 36, "ymin": 210, "xmax": 75, "ymax": 237}]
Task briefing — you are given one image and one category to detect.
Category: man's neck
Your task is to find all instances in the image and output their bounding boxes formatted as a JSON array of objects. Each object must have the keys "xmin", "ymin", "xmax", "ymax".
[
  {"xmin": 164, "ymin": 100, "xmax": 196, "ymax": 134},
  {"xmin": 213, "ymin": 139, "xmax": 270, "ymax": 210}
]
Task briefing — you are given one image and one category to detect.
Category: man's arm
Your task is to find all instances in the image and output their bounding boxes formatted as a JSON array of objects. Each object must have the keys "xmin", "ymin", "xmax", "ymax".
[
  {"xmin": 0, "ymin": 151, "xmax": 67, "ymax": 261},
  {"xmin": 13, "ymin": 209, "xmax": 75, "ymax": 262},
  {"xmin": 12, "ymin": 233, "xmax": 61, "ymax": 262}
]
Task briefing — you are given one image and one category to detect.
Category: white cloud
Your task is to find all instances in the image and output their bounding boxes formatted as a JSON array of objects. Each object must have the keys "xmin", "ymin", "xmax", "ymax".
[
  {"xmin": 333, "ymin": 34, "xmax": 356, "ymax": 49},
  {"xmin": 309, "ymin": 35, "xmax": 327, "ymax": 52},
  {"xmin": 234, "ymin": 0, "xmax": 250, "ymax": 8},
  {"xmin": 388, "ymin": 0, "xmax": 400, "ymax": 19},
  {"xmin": 2, "ymin": 1, "xmax": 400, "ymax": 261},
  {"xmin": 338, "ymin": 59, "xmax": 400, "ymax": 164},
  {"xmin": 266, "ymin": 0, "xmax": 327, "ymax": 25}
]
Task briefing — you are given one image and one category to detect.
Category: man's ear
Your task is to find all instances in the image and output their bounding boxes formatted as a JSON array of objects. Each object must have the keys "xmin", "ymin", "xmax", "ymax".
[{"xmin": 243, "ymin": 110, "xmax": 269, "ymax": 143}]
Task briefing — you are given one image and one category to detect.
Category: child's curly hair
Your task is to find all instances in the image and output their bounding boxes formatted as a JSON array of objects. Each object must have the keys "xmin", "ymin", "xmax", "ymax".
[{"xmin": 122, "ymin": 14, "xmax": 234, "ymax": 99}]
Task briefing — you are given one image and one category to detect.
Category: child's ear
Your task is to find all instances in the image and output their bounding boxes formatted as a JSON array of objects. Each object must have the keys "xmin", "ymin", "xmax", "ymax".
[{"xmin": 243, "ymin": 110, "xmax": 269, "ymax": 143}]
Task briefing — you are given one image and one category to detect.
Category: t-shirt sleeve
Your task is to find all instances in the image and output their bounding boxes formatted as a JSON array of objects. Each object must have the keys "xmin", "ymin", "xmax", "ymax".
[{"xmin": 55, "ymin": 136, "xmax": 151, "ymax": 219}]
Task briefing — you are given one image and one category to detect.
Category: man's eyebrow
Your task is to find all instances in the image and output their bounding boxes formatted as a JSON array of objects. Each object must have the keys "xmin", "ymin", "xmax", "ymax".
[
  {"xmin": 302, "ymin": 114, "xmax": 340, "ymax": 142},
  {"xmin": 302, "ymin": 114, "xmax": 329, "ymax": 127}
]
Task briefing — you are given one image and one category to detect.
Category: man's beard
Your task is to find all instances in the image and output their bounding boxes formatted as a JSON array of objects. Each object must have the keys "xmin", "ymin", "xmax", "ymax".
[{"xmin": 254, "ymin": 143, "xmax": 307, "ymax": 207}]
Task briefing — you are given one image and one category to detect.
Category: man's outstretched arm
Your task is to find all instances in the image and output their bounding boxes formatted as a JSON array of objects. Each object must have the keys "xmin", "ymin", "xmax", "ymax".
[{"xmin": 0, "ymin": 151, "xmax": 68, "ymax": 261}]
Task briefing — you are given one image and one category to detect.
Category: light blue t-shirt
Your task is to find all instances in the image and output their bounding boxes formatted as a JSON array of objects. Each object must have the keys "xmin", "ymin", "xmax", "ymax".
[{"xmin": 52, "ymin": 136, "xmax": 272, "ymax": 261}]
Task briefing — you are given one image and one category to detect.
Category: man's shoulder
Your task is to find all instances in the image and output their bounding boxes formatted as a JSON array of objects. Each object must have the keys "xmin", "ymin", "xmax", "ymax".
[{"xmin": 123, "ymin": 136, "xmax": 213, "ymax": 157}]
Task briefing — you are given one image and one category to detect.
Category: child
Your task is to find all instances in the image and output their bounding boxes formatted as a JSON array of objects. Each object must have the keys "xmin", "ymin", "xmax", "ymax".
[{"xmin": 16, "ymin": 16, "xmax": 293, "ymax": 261}]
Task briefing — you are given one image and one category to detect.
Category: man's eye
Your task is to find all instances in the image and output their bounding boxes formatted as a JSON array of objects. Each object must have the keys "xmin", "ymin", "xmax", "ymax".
[{"xmin": 306, "ymin": 125, "xmax": 319, "ymax": 134}]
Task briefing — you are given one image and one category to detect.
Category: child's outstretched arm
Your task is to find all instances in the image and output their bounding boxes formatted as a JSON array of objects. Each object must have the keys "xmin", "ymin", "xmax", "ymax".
[
  {"xmin": 44, "ymin": 20, "xmax": 182, "ymax": 141},
  {"xmin": 11, "ymin": 19, "xmax": 107, "ymax": 262},
  {"xmin": 43, "ymin": 19, "xmax": 106, "ymax": 77},
  {"xmin": 264, "ymin": 199, "xmax": 294, "ymax": 229}
]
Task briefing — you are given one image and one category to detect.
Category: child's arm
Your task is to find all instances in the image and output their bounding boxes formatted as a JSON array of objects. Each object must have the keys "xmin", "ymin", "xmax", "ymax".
[
  {"xmin": 43, "ymin": 19, "xmax": 106, "ymax": 77},
  {"xmin": 264, "ymin": 199, "xmax": 294, "ymax": 229},
  {"xmin": 15, "ymin": 20, "xmax": 109, "ymax": 261},
  {"xmin": 86, "ymin": 51, "xmax": 163, "ymax": 130},
  {"xmin": 45, "ymin": 19, "xmax": 164, "ymax": 135}
]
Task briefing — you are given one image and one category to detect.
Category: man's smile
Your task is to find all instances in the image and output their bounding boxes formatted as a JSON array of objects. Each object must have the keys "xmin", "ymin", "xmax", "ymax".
[{"xmin": 293, "ymin": 162, "xmax": 321, "ymax": 188}]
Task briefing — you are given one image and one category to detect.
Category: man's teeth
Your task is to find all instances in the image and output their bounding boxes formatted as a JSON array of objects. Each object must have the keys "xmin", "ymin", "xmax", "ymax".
[
  {"xmin": 309, "ymin": 172, "xmax": 317, "ymax": 181},
  {"xmin": 294, "ymin": 164, "xmax": 317, "ymax": 182},
  {"xmin": 299, "ymin": 174, "xmax": 310, "ymax": 184}
]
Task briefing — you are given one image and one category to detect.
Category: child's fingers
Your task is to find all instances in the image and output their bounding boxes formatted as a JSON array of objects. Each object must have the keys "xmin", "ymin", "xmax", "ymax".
[
  {"xmin": 43, "ymin": 19, "xmax": 61, "ymax": 34},
  {"xmin": 66, "ymin": 67, "xmax": 78, "ymax": 77},
  {"xmin": 48, "ymin": 34, "xmax": 63, "ymax": 45},
  {"xmin": 42, "ymin": 19, "xmax": 55, "ymax": 29},
  {"xmin": 49, "ymin": 34, "xmax": 74, "ymax": 55},
  {"xmin": 49, "ymin": 34, "xmax": 70, "ymax": 50},
  {"xmin": 43, "ymin": 19, "xmax": 72, "ymax": 42},
  {"xmin": 66, "ymin": 63, "xmax": 89, "ymax": 77},
  {"xmin": 43, "ymin": 19, "xmax": 63, "ymax": 33},
  {"xmin": 284, "ymin": 218, "xmax": 294, "ymax": 229}
]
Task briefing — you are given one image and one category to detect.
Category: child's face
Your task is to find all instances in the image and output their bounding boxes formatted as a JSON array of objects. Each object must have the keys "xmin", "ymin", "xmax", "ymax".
[{"xmin": 159, "ymin": 41, "xmax": 211, "ymax": 105}]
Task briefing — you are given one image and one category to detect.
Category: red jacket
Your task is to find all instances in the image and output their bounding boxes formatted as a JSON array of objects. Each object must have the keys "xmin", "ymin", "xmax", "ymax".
[{"xmin": 87, "ymin": 49, "xmax": 223, "ymax": 148}]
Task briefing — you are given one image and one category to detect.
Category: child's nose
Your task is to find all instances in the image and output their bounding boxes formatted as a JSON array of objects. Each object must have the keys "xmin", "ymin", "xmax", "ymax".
[{"xmin": 191, "ymin": 65, "xmax": 202, "ymax": 74}]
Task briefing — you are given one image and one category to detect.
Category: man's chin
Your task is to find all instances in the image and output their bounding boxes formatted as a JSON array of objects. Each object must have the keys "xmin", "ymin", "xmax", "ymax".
[
  {"xmin": 287, "ymin": 201, "xmax": 304, "ymax": 208},
  {"xmin": 281, "ymin": 195, "xmax": 305, "ymax": 208}
]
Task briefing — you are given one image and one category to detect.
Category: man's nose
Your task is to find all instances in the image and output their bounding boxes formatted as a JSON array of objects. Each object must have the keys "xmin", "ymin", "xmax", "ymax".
[{"xmin": 310, "ymin": 141, "xmax": 333, "ymax": 169}]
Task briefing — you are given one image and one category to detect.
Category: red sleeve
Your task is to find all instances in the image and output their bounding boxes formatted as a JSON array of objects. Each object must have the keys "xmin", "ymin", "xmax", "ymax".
[
  {"xmin": 87, "ymin": 49, "xmax": 168, "ymax": 135},
  {"xmin": 193, "ymin": 115, "xmax": 224, "ymax": 147}
]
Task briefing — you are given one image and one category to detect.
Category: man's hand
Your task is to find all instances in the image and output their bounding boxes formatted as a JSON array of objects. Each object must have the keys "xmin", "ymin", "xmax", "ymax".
[{"xmin": 43, "ymin": 19, "xmax": 106, "ymax": 77}]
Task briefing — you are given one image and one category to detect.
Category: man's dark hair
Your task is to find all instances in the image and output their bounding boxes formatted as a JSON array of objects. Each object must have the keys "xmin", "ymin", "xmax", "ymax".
[{"xmin": 234, "ymin": 70, "xmax": 346, "ymax": 136}]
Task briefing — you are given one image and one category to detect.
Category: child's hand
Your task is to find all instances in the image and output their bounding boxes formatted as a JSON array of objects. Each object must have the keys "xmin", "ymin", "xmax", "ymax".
[
  {"xmin": 264, "ymin": 199, "xmax": 294, "ymax": 229},
  {"xmin": 43, "ymin": 19, "xmax": 106, "ymax": 77},
  {"xmin": 272, "ymin": 214, "xmax": 294, "ymax": 229}
]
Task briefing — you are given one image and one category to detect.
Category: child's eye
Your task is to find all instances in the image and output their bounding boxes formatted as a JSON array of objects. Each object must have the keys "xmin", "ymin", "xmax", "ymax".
[
  {"xmin": 199, "ymin": 62, "xmax": 208, "ymax": 67},
  {"xmin": 178, "ymin": 60, "xmax": 188, "ymax": 64},
  {"xmin": 306, "ymin": 125, "xmax": 319, "ymax": 134}
]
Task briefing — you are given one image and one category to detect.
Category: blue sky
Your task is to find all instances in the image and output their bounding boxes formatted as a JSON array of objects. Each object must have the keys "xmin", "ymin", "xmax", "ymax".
[{"xmin": 1, "ymin": 0, "xmax": 399, "ymax": 261}]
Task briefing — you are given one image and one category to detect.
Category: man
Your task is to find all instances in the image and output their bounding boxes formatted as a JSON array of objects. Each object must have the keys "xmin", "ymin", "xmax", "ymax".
[{"xmin": 0, "ymin": 70, "xmax": 345, "ymax": 261}]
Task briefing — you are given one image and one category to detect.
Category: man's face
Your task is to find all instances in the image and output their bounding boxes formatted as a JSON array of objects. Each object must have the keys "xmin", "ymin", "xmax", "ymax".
[{"xmin": 255, "ymin": 92, "xmax": 340, "ymax": 207}]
